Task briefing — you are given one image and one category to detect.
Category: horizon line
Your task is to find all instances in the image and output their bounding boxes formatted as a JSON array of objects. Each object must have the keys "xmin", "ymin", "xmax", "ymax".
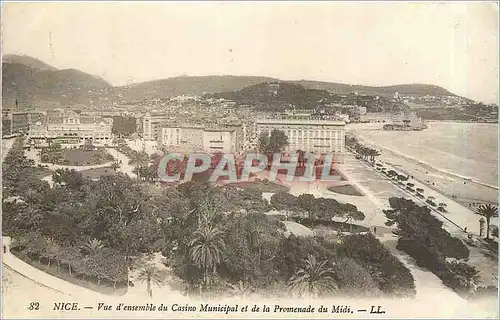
[{"xmin": 3, "ymin": 52, "xmax": 495, "ymax": 103}]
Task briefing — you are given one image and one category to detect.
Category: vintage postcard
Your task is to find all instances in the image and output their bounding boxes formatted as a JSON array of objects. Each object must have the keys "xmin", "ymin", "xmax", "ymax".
[{"xmin": 1, "ymin": 1, "xmax": 498, "ymax": 319}]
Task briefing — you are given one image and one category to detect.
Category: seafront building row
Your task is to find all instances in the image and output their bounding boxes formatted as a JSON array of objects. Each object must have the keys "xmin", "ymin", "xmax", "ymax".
[
  {"xmin": 3, "ymin": 107, "xmax": 348, "ymax": 155},
  {"xmin": 142, "ymin": 111, "xmax": 347, "ymax": 154}
]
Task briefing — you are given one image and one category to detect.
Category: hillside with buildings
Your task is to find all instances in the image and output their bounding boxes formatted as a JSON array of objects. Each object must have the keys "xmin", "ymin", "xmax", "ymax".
[
  {"xmin": 3, "ymin": 55, "xmax": 473, "ymax": 110},
  {"xmin": 114, "ymin": 75, "xmax": 278, "ymax": 102},
  {"xmin": 296, "ymin": 81, "xmax": 457, "ymax": 98},
  {"xmin": 208, "ymin": 82, "xmax": 334, "ymax": 110}
]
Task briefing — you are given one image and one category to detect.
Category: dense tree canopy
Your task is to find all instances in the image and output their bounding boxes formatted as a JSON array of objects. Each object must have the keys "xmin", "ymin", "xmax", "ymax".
[
  {"xmin": 258, "ymin": 129, "xmax": 289, "ymax": 154},
  {"xmin": 382, "ymin": 197, "xmax": 491, "ymax": 297},
  {"xmin": 2, "ymin": 137, "xmax": 415, "ymax": 298}
]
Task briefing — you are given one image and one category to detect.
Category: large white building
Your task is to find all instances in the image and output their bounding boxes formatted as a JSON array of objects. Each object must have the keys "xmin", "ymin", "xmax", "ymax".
[
  {"xmin": 160, "ymin": 123, "xmax": 244, "ymax": 154},
  {"xmin": 141, "ymin": 112, "xmax": 171, "ymax": 141},
  {"xmin": 29, "ymin": 110, "xmax": 113, "ymax": 146},
  {"xmin": 255, "ymin": 116, "xmax": 346, "ymax": 154}
]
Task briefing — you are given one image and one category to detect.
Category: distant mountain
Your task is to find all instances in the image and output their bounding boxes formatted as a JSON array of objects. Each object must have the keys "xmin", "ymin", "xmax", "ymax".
[
  {"xmin": 113, "ymin": 75, "xmax": 278, "ymax": 102},
  {"xmin": 2, "ymin": 54, "xmax": 462, "ymax": 108},
  {"xmin": 3, "ymin": 54, "xmax": 58, "ymax": 72},
  {"xmin": 295, "ymin": 80, "xmax": 456, "ymax": 98},
  {"xmin": 2, "ymin": 60, "xmax": 111, "ymax": 108}
]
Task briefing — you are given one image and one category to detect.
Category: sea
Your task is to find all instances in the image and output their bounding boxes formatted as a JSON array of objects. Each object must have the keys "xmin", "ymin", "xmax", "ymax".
[{"xmin": 349, "ymin": 121, "xmax": 498, "ymax": 189}]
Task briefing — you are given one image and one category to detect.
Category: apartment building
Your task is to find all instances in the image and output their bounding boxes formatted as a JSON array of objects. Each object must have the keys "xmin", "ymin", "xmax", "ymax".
[
  {"xmin": 255, "ymin": 115, "xmax": 346, "ymax": 154},
  {"xmin": 141, "ymin": 112, "xmax": 171, "ymax": 141}
]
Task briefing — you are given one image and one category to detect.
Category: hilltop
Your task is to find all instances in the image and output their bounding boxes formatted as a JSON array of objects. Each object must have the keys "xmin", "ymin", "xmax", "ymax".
[
  {"xmin": 2, "ymin": 54, "xmax": 58, "ymax": 72},
  {"xmin": 2, "ymin": 54, "xmax": 462, "ymax": 108},
  {"xmin": 207, "ymin": 81, "xmax": 409, "ymax": 112},
  {"xmin": 2, "ymin": 58, "xmax": 111, "ymax": 108},
  {"xmin": 208, "ymin": 82, "xmax": 334, "ymax": 110},
  {"xmin": 296, "ymin": 80, "xmax": 456, "ymax": 97}
]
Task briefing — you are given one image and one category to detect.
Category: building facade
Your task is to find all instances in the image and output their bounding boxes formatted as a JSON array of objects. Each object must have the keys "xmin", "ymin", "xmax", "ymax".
[
  {"xmin": 29, "ymin": 110, "xmax": 113, "ymax": 146},
  {"xmin": 160, "ymin": 123, "xmax": 244, "ymax": 154},
  {"xmin": 2, "ymin": 111, "xmax": 45, "ymax": 136},
  {"xmin": 161, "ymin": 125, "xmax": 205, "ymax": 152},
  {"xmin": 255, "ymin": 117, "xmax": 346, "ymax": 154},
  {"xmin": 141, "ymin": 112, "xmax": 171, "ymax": 141}
]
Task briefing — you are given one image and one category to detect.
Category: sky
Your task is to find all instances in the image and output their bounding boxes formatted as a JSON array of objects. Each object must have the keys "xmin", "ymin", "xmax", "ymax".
[{"xmin": 2, "ymin": 1, "xmax": 499, "ymax": 103}]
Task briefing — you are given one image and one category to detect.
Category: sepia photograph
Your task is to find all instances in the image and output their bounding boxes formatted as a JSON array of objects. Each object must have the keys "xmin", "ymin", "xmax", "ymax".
[{"xmin": 1, "ymin": 1, "xmax": 499, "ymax": 319}]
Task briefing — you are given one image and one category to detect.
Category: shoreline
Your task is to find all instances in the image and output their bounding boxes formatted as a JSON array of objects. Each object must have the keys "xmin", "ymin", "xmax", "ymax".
[
  {"xmin": 357, "ymin": 134, "xmax": 498, "ymax": 191},
  {"xmin": 349, "ymin": 130, "xmax": 498, "ymax": 206}
]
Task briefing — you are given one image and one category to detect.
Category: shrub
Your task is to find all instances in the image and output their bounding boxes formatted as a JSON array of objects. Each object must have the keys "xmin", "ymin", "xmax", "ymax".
[
  {"xmin": 473, "ymin": 286, "xmax": 498, "ymax": 299},
  {"xmin": 426, "ymin": 199, "xmax": 437, "ymax": 207},
  {"xmin": 385, "ymin": 197, "xmax": 473, "ymax": 295},
  {"xmin": 334, "ymin": 258, "xmax": 381, "ymax": 297},
  {"xmin": 491, "ymin": 225, "xmax": 498, "ymax": 238},
  {"xmin": 337, "ymin": 233, "xmax": 415, "ymax": 297}
]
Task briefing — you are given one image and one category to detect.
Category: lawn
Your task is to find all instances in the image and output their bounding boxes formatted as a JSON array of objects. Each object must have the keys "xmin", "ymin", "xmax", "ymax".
[
  {"xmin": 80, "ymin": 167, "xmax": 116, "ymax": 179},
  {"xmin": 30, "ymin": 166, "xmax": 53, "ymax": 179},
  {"xmin": 292, "ymin": 217, "xmax": 369, "ymax": 233},
  {"xmin": 60, "ymin": 149, "xmax": 114, "ymax": 166},
  {"xmin": 327, "ymin": 184, "xmax": 365, "ymax": 196},
  {"xmin": 276, "ymin": 167, "xmax": 348, "ymax": 181},
  {"xmin": 282, "ymin": 221, "xmax": 314, "ymax": 237},
  {"xmin": 230, "ymin": 179, "xmax": 290, "ymax": 193}
]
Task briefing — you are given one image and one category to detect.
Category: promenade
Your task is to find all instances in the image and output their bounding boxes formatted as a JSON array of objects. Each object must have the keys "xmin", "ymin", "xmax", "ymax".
[
  {"xmin": 105, "ymin": 147, "xmax": 137, "ymax": 178},
  {"xmin": 339, "ymin": 153, "xmax": 497, "ymax": 285},
  {"xmin": 2, "ymin": 239, "xmax": 101, "ymax": 299},
  {"xmin": 353, "ymin": 127, "xmax": 499, "ymax": 205}
]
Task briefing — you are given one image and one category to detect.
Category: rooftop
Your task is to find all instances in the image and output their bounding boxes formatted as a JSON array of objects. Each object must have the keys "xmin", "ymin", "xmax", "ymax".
[{"xmin": 256, "ymin": 117, "xmax": 346, "ymax": 126}]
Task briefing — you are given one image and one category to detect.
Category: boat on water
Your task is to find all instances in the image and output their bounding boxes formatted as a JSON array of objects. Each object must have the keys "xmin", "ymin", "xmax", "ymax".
[
  {"xmin": 382, "ymin": 111, "xmax": 427, "ymax": 131},
  {"xmin": 383, "ymin": 123, "xmax": 428, "ymax": 131}
]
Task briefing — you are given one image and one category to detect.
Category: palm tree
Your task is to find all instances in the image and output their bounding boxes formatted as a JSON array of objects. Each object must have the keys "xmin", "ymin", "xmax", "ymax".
[
  {"xmin": 477, "ymin": 204, "xmax": 498, "ymax": 240},
  {"xmin": 286, "ymin": 255, "xmax": 338, "ymax": 298},
  {"xmin": 128, "ymin": 151, "xmax": 149, "ymax": 178},
  {"xmin": 188, "ymin": 225, "xmax": 226, "ymax": 292},
  {"xmin": 110, "ymin": 161, "xmax": 120, "ymax": 172},
  {"xmin": 84, "ymin": 238, "xmax": 104, "ymax": 255},
  {"xmin": 370, "ymin": 149, "xmax": 381, "ymax": 162},
  {"xmin": 344, "ymin": 210, "xmax": 359, "ymax": 233},
  {"xmin": 228, "ymin": 280, "xmax": 254, "ymax": 299},
  {"xmin": 137, "ymin": 265, "xmax": 165, "ymax": 299},
  {"xmin": 45, "ymin": 238, "xmax": 61, "ymax": 270}
]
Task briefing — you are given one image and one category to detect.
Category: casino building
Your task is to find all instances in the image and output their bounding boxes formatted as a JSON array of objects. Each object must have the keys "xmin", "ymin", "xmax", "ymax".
[{"xmin": 29, "ymin": 110, "xmax": 113, "ymax": 146}]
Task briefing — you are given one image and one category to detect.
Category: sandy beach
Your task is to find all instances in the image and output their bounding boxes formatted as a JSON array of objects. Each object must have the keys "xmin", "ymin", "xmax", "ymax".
[{"xmin": 347, "ymin": 122, "xmax": 498, "ymax": 206}]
